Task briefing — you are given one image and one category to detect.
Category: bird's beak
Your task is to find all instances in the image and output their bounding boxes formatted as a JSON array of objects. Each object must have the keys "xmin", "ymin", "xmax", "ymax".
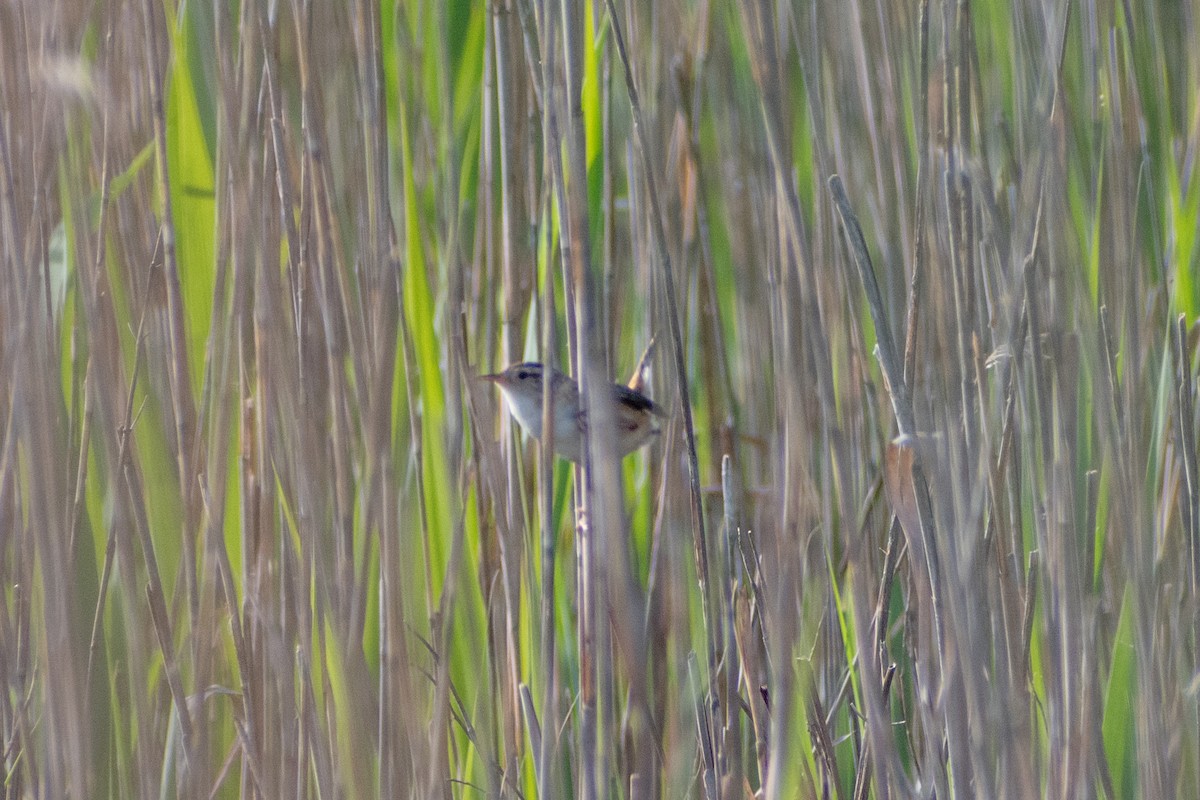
[{"xmin": 479, "ymin": 373, "xmax": 503, "ymax": 384}]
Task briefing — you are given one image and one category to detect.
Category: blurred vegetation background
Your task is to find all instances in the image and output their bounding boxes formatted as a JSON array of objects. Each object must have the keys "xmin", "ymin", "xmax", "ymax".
[{"xmin": 1, "ymin": 0, "xmax": 1199, "ymax": 797}]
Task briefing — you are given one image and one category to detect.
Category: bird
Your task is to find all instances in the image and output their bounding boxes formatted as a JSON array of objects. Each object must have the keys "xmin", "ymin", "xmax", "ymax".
[{"xmin": 481, "ymin": 362, "xmax": 665, "ymax": 463}]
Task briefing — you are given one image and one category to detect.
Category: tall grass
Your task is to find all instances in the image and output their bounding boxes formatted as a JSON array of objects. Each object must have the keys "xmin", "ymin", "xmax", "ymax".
[{"xmin": 2, "ymin": 0, "xmax": 1198, "ymax": 797}]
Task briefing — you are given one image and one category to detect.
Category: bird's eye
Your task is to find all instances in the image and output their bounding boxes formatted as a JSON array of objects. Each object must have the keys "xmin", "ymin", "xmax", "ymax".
[{"xmin": 517, "ymin": 369, "xmax": 531, "ymax": 380}]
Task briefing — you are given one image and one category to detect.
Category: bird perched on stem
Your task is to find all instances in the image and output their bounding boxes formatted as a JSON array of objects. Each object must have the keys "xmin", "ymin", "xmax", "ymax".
[{"xmin": 482, "ymin": 358, "xmax": 664, "ymax": 463}]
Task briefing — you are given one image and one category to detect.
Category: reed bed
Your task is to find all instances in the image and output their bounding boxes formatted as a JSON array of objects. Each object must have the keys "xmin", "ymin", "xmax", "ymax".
[{"xmin": 2, "ymin": 0, "xmax": 1198, "ymax": 797}]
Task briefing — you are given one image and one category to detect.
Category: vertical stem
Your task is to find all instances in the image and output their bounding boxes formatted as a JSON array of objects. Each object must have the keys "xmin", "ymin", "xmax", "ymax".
[{"xmin": 603, "ymin": 2, "xmax": 722, "ymax": 782}]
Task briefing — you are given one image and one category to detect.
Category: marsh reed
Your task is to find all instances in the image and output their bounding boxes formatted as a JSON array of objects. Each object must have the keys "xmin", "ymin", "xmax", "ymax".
[{"xmin": 2, "ymin": 0, "xmax": 1198, "ymax": 797}]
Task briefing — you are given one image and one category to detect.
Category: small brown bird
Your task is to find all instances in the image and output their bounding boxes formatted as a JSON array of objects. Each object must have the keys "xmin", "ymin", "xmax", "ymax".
[{"xmin": 482, "ymin": 362, "xmax": 664, "ymax": 463}]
